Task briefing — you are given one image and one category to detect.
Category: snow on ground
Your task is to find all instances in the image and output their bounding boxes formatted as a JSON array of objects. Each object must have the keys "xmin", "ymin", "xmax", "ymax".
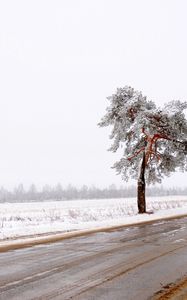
[{"xmin": 0, "ymin": 195, "xmax": 187, "ymax": 240}]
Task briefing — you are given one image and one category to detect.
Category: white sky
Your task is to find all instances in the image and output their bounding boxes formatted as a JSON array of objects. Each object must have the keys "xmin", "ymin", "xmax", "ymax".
[{"xmin": 0, "ymin": 0, "xmax": 187, "ymax": 189}]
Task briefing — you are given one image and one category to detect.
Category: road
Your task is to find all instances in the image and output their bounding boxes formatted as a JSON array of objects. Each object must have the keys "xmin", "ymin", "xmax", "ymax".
[{"xmin": 0, "ymin": 217, "xmax": 187, "ymax": 300}]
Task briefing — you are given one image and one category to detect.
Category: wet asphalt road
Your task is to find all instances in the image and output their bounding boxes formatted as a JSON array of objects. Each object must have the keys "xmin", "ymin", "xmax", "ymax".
[{"xmin": 0, "ymin": 217, "xmax": 187, "ymax": 300}]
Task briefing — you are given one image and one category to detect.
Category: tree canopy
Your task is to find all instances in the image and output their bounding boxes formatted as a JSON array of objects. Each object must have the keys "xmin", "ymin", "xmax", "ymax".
[{"xmin": 99, "ymin": 86, "xmax": 187, "ymax": 186}]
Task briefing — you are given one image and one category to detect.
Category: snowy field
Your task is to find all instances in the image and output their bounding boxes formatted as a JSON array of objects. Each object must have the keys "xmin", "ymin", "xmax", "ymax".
[{"xmin": 0, "ymin": 195, "xmax": 187, "ymax": 240}]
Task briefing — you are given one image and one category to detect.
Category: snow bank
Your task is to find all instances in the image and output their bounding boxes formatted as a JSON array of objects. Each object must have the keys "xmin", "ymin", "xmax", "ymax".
[{"xmin": 0, "ymin": 196, "xmax": 187, "ymax": 240}]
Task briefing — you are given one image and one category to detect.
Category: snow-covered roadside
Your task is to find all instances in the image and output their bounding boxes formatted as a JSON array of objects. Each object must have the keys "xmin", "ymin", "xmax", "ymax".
[{"xmin": 0, "ymin": 195, "xmax": 187, "ymax": 241}]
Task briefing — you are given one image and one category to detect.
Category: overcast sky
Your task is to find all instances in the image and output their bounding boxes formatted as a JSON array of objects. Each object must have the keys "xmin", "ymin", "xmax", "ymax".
[{"xmin": 0, "ymin": 0, "xmax": 187, "ymax": 189}]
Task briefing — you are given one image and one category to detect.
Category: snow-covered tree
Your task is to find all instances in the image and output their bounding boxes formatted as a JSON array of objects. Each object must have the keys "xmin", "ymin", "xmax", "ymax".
[{"xmin": 99, "ymin": 86, "xmax": 187, "ymax": 213}]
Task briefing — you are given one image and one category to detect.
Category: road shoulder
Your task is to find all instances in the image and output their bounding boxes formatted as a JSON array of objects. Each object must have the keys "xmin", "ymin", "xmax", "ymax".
[
  {"xmin": 152, "ymin": 275, "xmax": 187, "ymax": 299},
  {"xmin": 0, "ymin": 213, "xmax": 187, "ymax": 253}
]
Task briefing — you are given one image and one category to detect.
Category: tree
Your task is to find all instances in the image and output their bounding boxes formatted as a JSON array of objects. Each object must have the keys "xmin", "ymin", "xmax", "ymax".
[
  {"xmin": 28, "ymin": 184, "xmax": 38, "ymax": 200},
  {"xmin": 99, "ymin": 86, "xmax": 187, "ymax": 213},
  {"xmin": 14, "ymin": 184, "xmax": 25, "ymax": 202}
]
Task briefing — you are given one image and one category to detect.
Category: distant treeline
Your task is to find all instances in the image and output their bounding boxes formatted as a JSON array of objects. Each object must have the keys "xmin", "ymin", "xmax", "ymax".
[{"xmin": 0, "ymin": 184, "xmax": 187, "ymax": 202}]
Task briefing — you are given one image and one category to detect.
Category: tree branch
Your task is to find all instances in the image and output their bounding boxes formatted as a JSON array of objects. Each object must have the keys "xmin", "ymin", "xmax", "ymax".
[{"xmin": 128, "ymin": 147, "xmax": 145, "ymax": 161}]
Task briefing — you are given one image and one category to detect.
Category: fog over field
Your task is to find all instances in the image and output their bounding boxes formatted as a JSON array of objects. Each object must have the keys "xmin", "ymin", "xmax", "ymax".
[
  {"xmin": 0, "ymin": 0, "xmax": 187, "ymax": 189},
  {"xmin": 0, "ymin": 184, "xmax": 187, "ymax": 203}
]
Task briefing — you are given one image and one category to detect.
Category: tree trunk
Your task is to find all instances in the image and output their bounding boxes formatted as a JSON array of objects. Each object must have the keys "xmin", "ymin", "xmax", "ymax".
[{"xmin": 137, "ymin": 151, "xmax": 146, "ymax": 213}]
